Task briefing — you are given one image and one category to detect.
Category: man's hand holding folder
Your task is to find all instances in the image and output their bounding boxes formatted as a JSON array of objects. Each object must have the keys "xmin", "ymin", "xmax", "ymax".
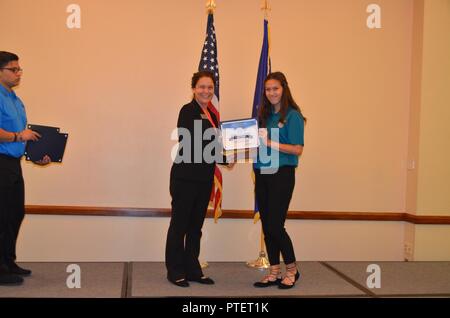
[{"xmin": 25, "ymin": 124, "xmax": 68, "ymax": 163}]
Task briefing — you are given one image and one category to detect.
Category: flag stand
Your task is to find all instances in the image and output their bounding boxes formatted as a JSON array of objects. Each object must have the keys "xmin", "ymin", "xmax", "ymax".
[
  {"xmin": 246, "ymin": 251, "xmax": 270, "ymax": 270},
  {"xmin": 246, "ymin": 225, "xmax": 270, "ymax": 270},
  {"xmin": 201, "ymin": 261, "xmax": 209, "ymax": 269}
]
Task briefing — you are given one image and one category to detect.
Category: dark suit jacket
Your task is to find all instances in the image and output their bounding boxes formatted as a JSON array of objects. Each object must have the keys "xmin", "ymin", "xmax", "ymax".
[{"xmin": 170, "ymin": 99, "xmax": 225, "ymax": 182}]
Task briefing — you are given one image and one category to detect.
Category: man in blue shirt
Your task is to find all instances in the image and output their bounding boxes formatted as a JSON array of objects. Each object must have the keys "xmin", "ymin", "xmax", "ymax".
[{"xmin": 0, "ymin": 51, "xmax": 50, "ymax": 285}]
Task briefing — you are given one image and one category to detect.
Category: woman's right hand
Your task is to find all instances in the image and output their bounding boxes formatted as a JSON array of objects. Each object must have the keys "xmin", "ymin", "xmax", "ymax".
[{"xmin": 227, "ymin": 162, "xmax": 236, "ymax": 169}]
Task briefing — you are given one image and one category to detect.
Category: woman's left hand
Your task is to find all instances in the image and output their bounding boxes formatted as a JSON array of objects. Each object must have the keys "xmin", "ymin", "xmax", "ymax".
[{"xmin": 258, "ymin": 128, "xmax": 269, "ymax": 146}]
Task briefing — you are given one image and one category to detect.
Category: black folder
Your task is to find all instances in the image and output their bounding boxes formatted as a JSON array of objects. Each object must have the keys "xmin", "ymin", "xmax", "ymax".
[{"xmin": 25, "ymin": 124, "xmax": 68, "ymax": 163}]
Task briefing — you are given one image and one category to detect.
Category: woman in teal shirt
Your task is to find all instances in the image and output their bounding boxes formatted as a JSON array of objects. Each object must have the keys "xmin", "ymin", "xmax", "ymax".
[{"xmin": 253, "ymin": 72, "xmax": 305, "ymax": 289}]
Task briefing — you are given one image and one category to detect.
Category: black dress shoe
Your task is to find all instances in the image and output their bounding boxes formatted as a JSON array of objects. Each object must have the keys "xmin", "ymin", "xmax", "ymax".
[
  {"xmin": 8, "ymin": 263, "xmax": 32, "ymax": 276},
  {"xmin": 168, "ymin": 278, "xmax": 190, "ymax": 287},
  {"xmin": 0, "ymin": 272, "xmax": 24, "ymax": 286},
  {"xmin": 188, "ymin": 276, "xmax": 215, "ymax": 285}
]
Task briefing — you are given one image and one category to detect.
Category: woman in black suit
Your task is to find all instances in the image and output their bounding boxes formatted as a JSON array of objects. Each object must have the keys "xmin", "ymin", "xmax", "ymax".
[{"xmin": 165, "ymin": 71, "xmax": 230, "ymax": 287}]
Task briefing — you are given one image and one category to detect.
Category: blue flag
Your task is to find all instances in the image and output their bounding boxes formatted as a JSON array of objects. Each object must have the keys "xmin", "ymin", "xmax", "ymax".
[
  {"xmin": 252, "ymin": 19, "xmax": 271, "ymax": 119},
  {"xmin": 252, "ymin": 19, "xmax": 271, "ymax": 219}
]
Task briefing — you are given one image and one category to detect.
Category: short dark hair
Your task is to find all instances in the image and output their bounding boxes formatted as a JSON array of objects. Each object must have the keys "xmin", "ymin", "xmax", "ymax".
[
  {"xmin": 0, "ymin": 51, "xmax": 19, "ymax": 68},
  {"xmin": 191, "ymin": 71, "xmax": 215, "ymax": 88}
]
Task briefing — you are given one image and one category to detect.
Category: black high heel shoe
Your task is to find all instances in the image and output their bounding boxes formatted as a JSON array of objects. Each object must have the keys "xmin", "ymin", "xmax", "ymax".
[
  {"xmin": 278, "ymin": 270, "xmax": 300, "ymax": 289},
  {"xmin": 254, "ymin": 265, "xmax": 282, "ymax": 288}
]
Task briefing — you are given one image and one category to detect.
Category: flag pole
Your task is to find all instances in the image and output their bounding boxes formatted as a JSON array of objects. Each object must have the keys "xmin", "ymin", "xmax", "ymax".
[
  {"xmin": 262, "ymin": 0, "xmax": 271, "ymax": 19},
  {"xmin": 201, "ymin": 0, "xmax": 217, "ymax": 270},
  {"xmin": 206, "ymin": 0, "xmax": 216, "ymax": 14},
  {"xmin": 246, "ymin": 0, "xmax": 272, "ymax": 271}
]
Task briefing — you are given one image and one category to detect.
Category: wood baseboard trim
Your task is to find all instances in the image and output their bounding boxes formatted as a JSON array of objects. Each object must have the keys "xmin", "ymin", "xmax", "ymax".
[{"xmin": 24, "ymin": 205, "xmax": 450, "ymax": 225}]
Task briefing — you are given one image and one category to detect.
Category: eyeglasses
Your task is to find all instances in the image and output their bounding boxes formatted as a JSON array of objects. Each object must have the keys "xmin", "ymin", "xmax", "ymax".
[{"xmin": 0, "ymin": 67, "xmax": 23, "ymax": 74}]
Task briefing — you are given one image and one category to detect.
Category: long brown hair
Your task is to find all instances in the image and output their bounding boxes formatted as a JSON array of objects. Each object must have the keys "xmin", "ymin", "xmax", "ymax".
[{"xmin": 258, "ymin": 72, "xmax": 306, "ymax": 127}]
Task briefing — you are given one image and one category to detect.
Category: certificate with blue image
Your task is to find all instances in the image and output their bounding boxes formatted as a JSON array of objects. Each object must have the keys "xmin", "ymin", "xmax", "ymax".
[{"xmin": 220, "ymin": 118, "xmax": 259, "ymax": 151}]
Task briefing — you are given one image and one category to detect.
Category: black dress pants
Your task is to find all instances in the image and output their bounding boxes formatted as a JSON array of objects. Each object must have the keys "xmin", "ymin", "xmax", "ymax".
[
  {"xmin": 255, "ymin": 166, "xmax": 296, "ymax": 266},
  {"xmin": 0, "ymin": 154, "xmax": 25, "ymax": 267},
  {"xmin": 165, "ymin": 177, "xmax": 213, "ymax": 281}
]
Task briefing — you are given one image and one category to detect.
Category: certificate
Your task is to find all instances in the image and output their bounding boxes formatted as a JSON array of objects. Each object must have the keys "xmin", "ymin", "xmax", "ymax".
[{"xmin": 220, "ymin": 118, "xmax": 259, "ymax": 151}]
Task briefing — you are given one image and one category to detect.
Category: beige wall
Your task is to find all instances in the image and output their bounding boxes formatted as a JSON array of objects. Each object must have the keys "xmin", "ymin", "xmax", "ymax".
[
  {"xmin": 404, "ymin": 0, "xmax": 424, "ymax": 261},
  {"xmin": 406, "ymin": 0, "xmax": 424, "ymax": 215},
  {"xmin": 416, "ymin": 0, "xmax": 450, "ymax": 215},
  {"xmin": 3, "ymin": 0, "xmax": 444, "ymax": 261},
  {"xmin": 18, "ymin": 215, "xmax": 404, "ymax": 261},
  {"xmin": 415, "ymin": 226, "xmax": 450, "ymax": 261},
  {"xmin": 1, "ymin": 0, "xmax": 413, "ymax": 212},
  {"xmin": 412, "ymin": 0, "xmax": 450, "ymax": 260}
]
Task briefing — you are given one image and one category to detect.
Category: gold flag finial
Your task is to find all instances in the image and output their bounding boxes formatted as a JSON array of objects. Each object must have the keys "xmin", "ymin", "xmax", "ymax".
[
  {"xmin": 206, "ymin": 0, "xmax": 216, "ymax": 14},
  {"xmin": 261, "ymin": 0, "xmax": 271, "ymax": 19}
]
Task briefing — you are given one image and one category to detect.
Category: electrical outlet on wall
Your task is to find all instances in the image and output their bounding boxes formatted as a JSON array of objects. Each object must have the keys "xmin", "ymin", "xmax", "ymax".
[
  {"xmin": 407, "ymin": 160, "xmax": 416, "ymax": 171},
  {"xmin": 404, "ymin": 243, "xmax": 414, "ymax": 261}
]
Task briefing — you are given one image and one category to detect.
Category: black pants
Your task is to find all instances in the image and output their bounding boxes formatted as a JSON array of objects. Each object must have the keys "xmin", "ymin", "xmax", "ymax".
[
  {"xmin": 255, "ymin": 166, "xmax": 296, "ymax": 265},
  {"xmin": 165, "ymin": 177, "xmax": 213, "ymax": 281},
  {"xmin": 0, "ymin": 154, "xmax": 25, "ymax": 267}
]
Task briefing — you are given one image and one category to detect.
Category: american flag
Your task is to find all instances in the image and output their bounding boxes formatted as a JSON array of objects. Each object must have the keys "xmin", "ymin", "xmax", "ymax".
[{"xmin": 199, "ymin": 13, "xmax": 222, "ymax": 222}]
